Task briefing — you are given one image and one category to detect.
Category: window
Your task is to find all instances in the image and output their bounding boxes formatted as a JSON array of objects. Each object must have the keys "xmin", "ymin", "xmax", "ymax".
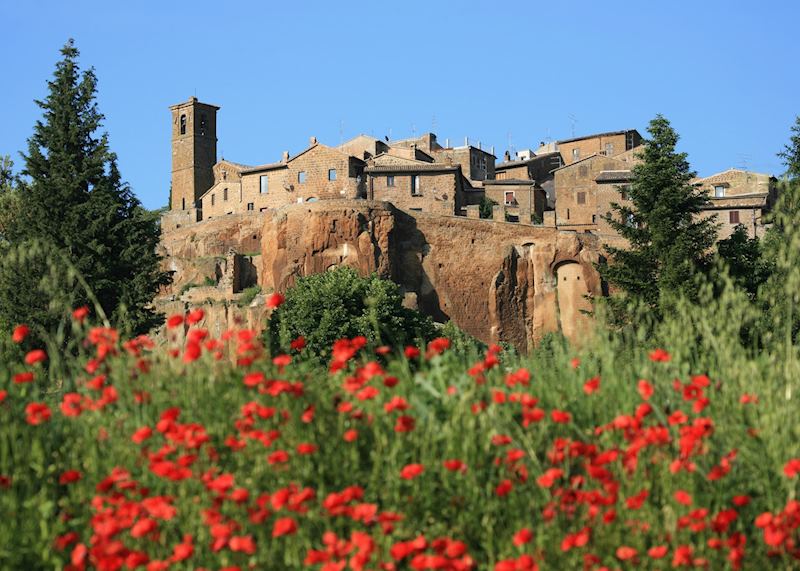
[
  {"xmin": 605, "ymin": 143, "xmax": 614, "ymax": 156},
  {"xmin": 199, "ymin": 113, "xmax": 207, "ymax": 136},
  {"xmin": 298, "ymin": 171, "xmax": 307, "ymax": 184},
  {"xmin": 181, "ymin": 198, "xmax": 185, "ymax": 210},
  {"xmin": 577, "ymin": 192, "xmax": 586, "ymax": 205},
  {"xmin": 211, "ymin": 194, "xmax": 215, "ymax": 206},
  {"xmin": 730, "ymin": 210, "xmax": 740, "ymax": 224},
  {"xmin": 247, "ymin": 203, "xmax": 254, "ymax": 211},
  {"xmin": 223, "ymin": 188, "xmax": 228, "ymax": 201},
  {"xmin": 411, "ymin": 175, "xmax": 421, "ymax": 195},
  {"xmin": 566, "ymin": 208, "xmax": 570, "ymax": 220},
  {"xmin": 387, "ymin": 175, "xmax": 395, "ymax": 187},
  {"xmin": 260, "ymin": 175, "xmax": 269, "ymax": 194},
  {"xmin": 180, "ymin": 114, "xmax": 186, "ymax": 135},
  {"xmin": 504, "ymin": 191, "xmax": 516, "ymax": 206},
  {"xmin": 626, "ymin": 213, "xmax": 636, "ymax": 227},
  {"xmin": 572, "ymin": 148, "xmax": 580, "ymax": 161},
  {"xmin": 714, "ymin": 185, "xmax": 725, "ymax": 197},
  {"xmin": 592, "ymin": 214, "xmax": 596, "ymax": 224},
  {"xmin": 222, "ymin": 170, "xmax": 227, "ymax": 181},
  {"xmin": 328, "ymin": 168, "xmax": 337, "ymax": 181}
]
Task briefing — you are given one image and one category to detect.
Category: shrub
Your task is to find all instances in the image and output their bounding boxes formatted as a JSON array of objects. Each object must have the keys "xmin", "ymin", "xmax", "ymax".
[
  {"xmin": 267, "ymin": 267, "xmax": 434, "ymax": 359},
  {"xmin": 237, "ymin": 285, "xmax": 262, "ymax": 307}
]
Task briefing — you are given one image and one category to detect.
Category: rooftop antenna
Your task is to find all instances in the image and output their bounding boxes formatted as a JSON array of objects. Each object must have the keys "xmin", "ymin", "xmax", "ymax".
[
  {"xmin": 339, "ymin": 119, "xmax": 344, "ymax": 145},
  {"xmin": 568, "ymin": 114, "xmax": 577, "ymax": 138},
  {"xmin": 545, "ymin": 127, "xmax": 552, "ymax": 144},
  {"xmin": 507, "ymin": 130, "xmax": 515, "ymax": 157},
  {"xmin": 411, "ymin": 123, "xmax": 416, "ymax": 138},
  {"xmin": 431, "ymin": 114, "xmax": 437, "ymax": 134},
  {"xmin": 737, "ymin": 153, "xmax": 751, "ymax": 172}
]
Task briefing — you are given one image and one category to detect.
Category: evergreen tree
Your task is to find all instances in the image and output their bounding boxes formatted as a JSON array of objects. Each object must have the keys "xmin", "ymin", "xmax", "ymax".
[
  {"xmin": 778, "ymin": 115, "xmax": 800, "ymax": 179},
  {"xmin": 598, "ymin": 115, "xmax": 717, "ymax": 321},
  {"xmin": 0, "ymin": 40, "xmax": 170, "ymax": 337},
  {"xmin": 716, "ymin": 225, "xmax": 771, "ymax": 300}
]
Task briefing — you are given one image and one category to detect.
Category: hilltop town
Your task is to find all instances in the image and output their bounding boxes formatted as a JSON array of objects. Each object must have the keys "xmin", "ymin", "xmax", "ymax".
[{"xmin": 158, "ymin": 97, "xmax": 779, "ymax": 350}]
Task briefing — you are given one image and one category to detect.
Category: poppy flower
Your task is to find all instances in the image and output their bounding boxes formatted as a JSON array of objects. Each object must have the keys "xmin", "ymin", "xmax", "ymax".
[
  {"xmin": 25, "ymin": 402, "xmax": 51, "ymax": 425},
  {"xmin": 132, "ymin": 426, "xmax": 153, "ymax": 444},
  {"xmin": 59, "ymin": 470, "xmax": 82, "ymax": 485},
  {"xmin": 266, "ymin": 292, "xmax": 285, "ymax": 309},
  {"xmin": 550, "ymin": 410, "xmax": 571, "ymax": 423},
  {"xmin": 649, "ymin": 348, "xmax": 671, "ymax": 362},
  {"xmin": 24, "ymin": 349, "xmax": 47, "ymax": 365},
  {"xmin": 495, "ymin": 479, "xmax": 513, "ymax": 497},
  {"xmin": 290, "ymin": 336, "xmax": 306, "ymax": 350},
  {"xmin": 648, "ymin": 545, "xmax": 668, "ymax": 559},
  {"xmin": 674, "ymin": 490, "xmax": 693, "ymax": 506},
  {"xmin": 72, "ymin": 306, "xmax": 90, "ymax": 322},
  {"xmin": 404, "ymin": 346, "xmax": 421, "ymax": 359},
  {"xmin": 12, "ymin": 324, "xmax": 29, "ymax": 343},
  {"xmin": 0, "ymin": 390, "xmax": 7, "ymax": 404},
  {"xmin": 343, "ymin": 429, "xmax": 358, "ymax": 442},
  {"xmin": 583, "ymin": 376, "xmax": 600, "ymax": 394},
  {"xmin": 400, "ymin": 464, "xmax": 425, "ymax": 480},
  {"xmin": 167, "ymin": 314, "xmax": 184, "ymax": 328},
  {"xmin": 443, "ymin": 459, "xmax": 467, "ymax": 473},
  {"xmin": 638, "ymin": 380, "xmax": 654, "ymax": 400},
  {"xmin": 784, "ymin": 458, "xmax": 800, "ymax": 478},
  {"xmin": 186, "ymin": 308, "xmax": 205, "ymax": 325},
  {"xmin": 394, "ymin": 415, "xmax": 416, "ymax": 433},
  {"xmin": 513, "ymin": 528, "xmax": 533, "ymax": 546},
  {"xmin": 616, "ymin": 546, "xmax": 637, "ymax": 561},
  {"xmin": 13, "ymin": 372, "xmax": 34, "ymax": 384},
  {"xmin": 272, "ymin": 517, "xmax": 298, "ymax": 537}
]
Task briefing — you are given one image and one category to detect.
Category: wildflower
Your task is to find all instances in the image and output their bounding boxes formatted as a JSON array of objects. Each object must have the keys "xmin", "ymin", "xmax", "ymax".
[
  {"xmin": 25, "ymin": 402, "xmax": 51, "ymax": 425},
  {"xmin": 59, "ymin": 470, "xmax": 82, "ymax": 485},
  {"xmin": 72, "ymin": 306, "xmax": 90, "ymax": 322},
  {"xmin": 266, "ymin": 292, "xmax": 285, "ymax": 309},
  {"xmin": 550, "ymin": 410, "xmax": 571, "ymax": 423},
  {"xmin": 132, "ymin": 426, "xmax": 153, "ymax": 444},
  {"xmin": 783, "ymin": 458, "xmax": 800, "ymax": 478},
  {"xmin": 583, "ymin": 376, "xmax": 600, "ymax": 394},
  {"xmin": 290, "ymin": 336, "xmax": 306, "ymax": 350},
  {"xmin": 404, "ymin": 346, "xmax": 421, "ymax": 359},
  {"xmin": 648, "ymin": 545, "xmax": 668, "ymax": 559},
  {"xmin": 616, "ymin": 546, "xmax": 637, "ymax": 561},
  {"xmin": 570, "ymin": 357, "xmax": 581, "ymax": 369},
  {"xmin": 536, "ymin": 468, "xmax": 563, "ymax": 488},
  {"xmin": 344, "ymin": 429, "xmax": 358, "ymax": 442},
  {"xmin": 186, "ymin": 308, "xmax": 205, "ymax": 325},
  {"xmin": 443, "ymin": 459, "xmax": 467, "ymax": 473},
  {"xmin": 166, "ymin": 314, "xmax": 184, "ymax": 328},
  {"xmin": 395, "ymin": 415, "xmax": 416, "ymax": 433},
  {"xmin": 513, "ymin": 528, "xmax": 533, "ymax": 546},
  {"xmin": 272, "ymin": 517, "xmax": 298, "ymax": 537},
  {"xmin": 649, "ymin": 348, "xmax": 671, "ymax": 362},
  {"xmin": 638, "ymin": 379, "xmax": 654, "ymax": 400},
  {"xmin": 495, "ymin": 479, "xmax": 513, "ymax": 497},
  {"xmin": 24, "ymin": 349, "xmax": 47, "ymax": 365},
  {"xmin": 400, "ymin": 464, "xmax": 425, "ymax": 480},
  {"xmin": 12, "ymin": 324, "xmax": 29, "ymax": 343},
  {"xmin": 13, "ymin": 372, "xmax": 34, "ymax": 384},
  {"xmin": 674, "ymin": 490, "xmax": 693, "ymax": 506}
]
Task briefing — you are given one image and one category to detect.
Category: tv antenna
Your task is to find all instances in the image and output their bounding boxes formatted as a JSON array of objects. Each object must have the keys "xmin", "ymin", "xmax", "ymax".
[
  {"xmin": 568, "ymin": 114, "xmax": 577, "ymax": 138},
  {"xmin": 339, "ymin": 120, "xmax": 344, "ymax": 145}
]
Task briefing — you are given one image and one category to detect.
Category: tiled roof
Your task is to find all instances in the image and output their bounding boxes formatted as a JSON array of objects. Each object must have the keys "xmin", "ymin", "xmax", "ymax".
[
  {"xmin": 365, "ymin": 164, "xmax": 460, "ymax": 174},
  {"xmin": 595, "ymin": 170, "xmax": 634, "ymax": 183},
  {"xmin": 484, "ymin": 179, "xmax": 541, "ymax": 187},
  {"xmin": 557, "ymin": 129, "xmax": 639, "ymax": 145},
  {"xmin": 495, "ymin": 152, "xmax": 561, "ymax": 170},
  {"xmin": 240, "ymin": 162, "xmax": 288, "ymax": 174}
]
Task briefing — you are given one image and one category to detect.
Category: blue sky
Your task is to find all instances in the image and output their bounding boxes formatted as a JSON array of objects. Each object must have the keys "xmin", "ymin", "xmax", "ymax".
[{"xmin": 1, "ymin": 0, "xmax": 798, "ymax": 210}]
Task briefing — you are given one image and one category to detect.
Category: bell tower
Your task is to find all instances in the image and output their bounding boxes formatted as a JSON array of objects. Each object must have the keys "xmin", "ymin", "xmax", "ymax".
[{"xmin": 169, "ymin": 97, "xmax": 219, "ymax": 211}]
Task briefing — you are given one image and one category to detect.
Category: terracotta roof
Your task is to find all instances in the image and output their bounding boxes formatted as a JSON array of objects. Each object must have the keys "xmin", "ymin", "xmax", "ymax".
[
  {"xmin": 484, "ymin": 179, "xmax": 541, "ymax": 187},
  {"xmin": 495, "ymin": 152, "xmax": 562, "ymax": 170},
  {"xmin": 557, "ymin": 129, "xmax": 639, "ymax": 145},
  {"xmin": 365, "ymin": 164, "xmax": 460, "ymax": 174},
  {"xmin": 595, "ymin": 170, "xmax": 634, "ymax": 183},
  {"xmin": 240, "ymin": 162, "xmax": 288, "ymax": 174}
]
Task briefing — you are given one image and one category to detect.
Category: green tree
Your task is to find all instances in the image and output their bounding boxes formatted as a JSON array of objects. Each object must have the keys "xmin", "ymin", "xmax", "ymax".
[
  {"xmin": 0, "ymin": 156, "xmax": 21, "ymax": 241},
  {"xmin": 716, "ymin": 225, "xmax": 771, "ymax": 300},
  {"xmin": 479, "ymin": 196, "xmax": 496, "ymax": 219},
  {"xmin": 0, "ymin": 40, "xmax": 170, "ymax": 337},
  {"xmin": 268, "ymin": 267, "xmax": 435, "ymax": 360},
  {"xmin": 778, "ymin": 115, "xmax": 800, "ymax": 179},
  {"xmin": 598, "ymin": 115, "xmax": 717, "ymax": 322}
]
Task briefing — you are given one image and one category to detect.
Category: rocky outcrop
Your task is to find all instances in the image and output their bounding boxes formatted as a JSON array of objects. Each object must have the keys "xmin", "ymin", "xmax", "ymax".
[
  {"xmin": 158, "ymin": 201, "xmax": 602, "ymax": 351},
  {"xmin": 255, "ymin": 200, "xmax": 601, "ymax": 351}
]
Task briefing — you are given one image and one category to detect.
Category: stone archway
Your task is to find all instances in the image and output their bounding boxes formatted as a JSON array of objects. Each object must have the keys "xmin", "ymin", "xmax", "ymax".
[{"xmin": 554, "ymin": 261, "xmax": 593, "ymax": 343}]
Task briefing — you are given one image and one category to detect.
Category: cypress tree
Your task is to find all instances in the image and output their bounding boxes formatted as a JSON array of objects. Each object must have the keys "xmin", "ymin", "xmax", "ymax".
[
  {"xmin": 598, "ymin": 115, "xmax": 717, "ymax": 321},
  {"xmin": 0, "ymin": 39, "xmax": 170, "ymax": 337}
]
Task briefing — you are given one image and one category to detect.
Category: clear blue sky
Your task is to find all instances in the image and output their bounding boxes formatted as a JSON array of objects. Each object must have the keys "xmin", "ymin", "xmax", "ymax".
[{"xmin": 1, "ymin": 0, "xmax": 798, "ymax": 210}]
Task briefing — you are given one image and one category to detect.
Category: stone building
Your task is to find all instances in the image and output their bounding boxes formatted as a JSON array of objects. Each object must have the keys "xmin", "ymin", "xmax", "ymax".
[
  {"xmin": 169, "ymin": 97, "xmax": 219, "ymax": 214},
  {"xmin": 694, "ymin": 168, "xmax": 778, "ymax": 239},
  {"xmin": 536, "ymin": 129, "xmax": 643, "ymax": 166},
  {"xmin": 200, "ymin": 140, "xmax": 366, "ymax": 219},
  {"xmin": 494, "ymin": 151, "xmax": 564, "ymax": 207},
  {"xmin": 483, "ymin": 180, "xmax": 547, "ymax": 223}
]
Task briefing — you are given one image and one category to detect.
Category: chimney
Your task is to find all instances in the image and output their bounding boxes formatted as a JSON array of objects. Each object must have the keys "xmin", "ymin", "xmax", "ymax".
[
  {"xmin": 464, "ymin": 136, "xmax": 469, "ymax": 147},
  {"xmin": 539, "ymin": 141, "xmax": 545, "ymax": 147},
  {"xmin": 282, "ymin": 151, "xmax": 290, "ymax": 163},
  {"xmin": 490, "ymin": 145, "xmax": 495, "ymax": 156},
  {"xmin": 445, "ymin": 138, "xmax": 450, "ymax": 148},
  {"xmin": 309, "ymin": 136, "xmax": 317, "ymax": 146},
  {"xmin": 504, "ymin": 150, "xmax": 511, "ymax": 161}
]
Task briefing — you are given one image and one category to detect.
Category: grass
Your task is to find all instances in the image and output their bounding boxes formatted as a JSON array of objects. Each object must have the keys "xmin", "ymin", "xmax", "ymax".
[{"xmin": 1, "ymin": 279, "xmax": 799, "ymax": 569}]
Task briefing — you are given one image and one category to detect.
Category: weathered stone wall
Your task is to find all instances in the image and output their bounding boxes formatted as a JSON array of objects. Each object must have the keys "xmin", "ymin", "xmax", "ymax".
[
  {"xmin": 368, "ymin": 170, "xmax": 460, "ymax": 216},
  {"xmin": 257, "ymin": 200, "xmax": 602, "ymax": 350}
]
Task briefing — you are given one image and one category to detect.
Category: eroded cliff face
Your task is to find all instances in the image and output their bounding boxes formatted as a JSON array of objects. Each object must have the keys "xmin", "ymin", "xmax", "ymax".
[
  {"xmin": 256, "ymin": 201, "xmax": 601, "ymax": 351},
  {"xmin": 157, "ymin": 201, "xmax": 601, "ymax": 351}
]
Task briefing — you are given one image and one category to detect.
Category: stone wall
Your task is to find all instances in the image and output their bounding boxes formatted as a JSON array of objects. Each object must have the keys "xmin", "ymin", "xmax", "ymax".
[
  {"xmin": 368, "ymin": 169, "xmax": 461, "ymax": 216},
  {"xmin": 257, "ymin": 200, "xmax": 602, "ymax": 351}
]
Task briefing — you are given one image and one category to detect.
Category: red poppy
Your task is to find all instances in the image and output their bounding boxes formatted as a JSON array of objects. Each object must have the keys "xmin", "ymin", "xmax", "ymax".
[
  {"xmin": 443, "ymin": 459, "xmax": 467, "ymax": 473},
  {"xmin": 290, "ymin": 336, "xmax": 306, "ymax": 350},
  {"xmin": 24, "ymin": 349, "xmax": 47, "ymax": 365},
  {"xmin": 59, "ymin": 470, "xmax": 82, "ymax": 485},
  {"xmin": 12, "ymin": 324, "xmax": 29, "ymax": 343},
  {"xmin": 166, "ymin": 314, "xmax": 184, "ymax": 328},
  {"xmin": 550, "ymin": 410, "xmax": 571, "ymax": 423},
  {"xmin": 25, "ymin": 402, "xmax": 51, "ymax": 425},
  {"xmin": 648, "ymin": 545, "xmax": 668, "ymax": 559},
  {"xmin": 404, "ymin": 346, "xmax": 421, "ymax": 359},
  {"xmin": 638, "ymin": 380, "xmax": 654, "ymax": 400},
  {"xmin": 343, "ymin": 429, "xmax": 358, "ymax": 442},
  {"xmin": 0, "ymin": 390, "xmax": 7, "ymax": 404},
  {"xmin": 784, "ymin": 458, "xmax": 800, "ymax": 478},
  {"xmin": 272, "ymin": 517, "xmax": 298, "ymax": 537},
  {"xmin": 400, "ymin": 464, "xmax": 425, "ymax": 480},
  {"xmin": 616, "ymin": 546, "xmax": 637, "ymax": 561},
  {"xmin": 72, "ymin": 306, "xmax": 90, "ymax": 322},
  {"xmin": 394, "ymin": 415, "xmax": 416, "ymax": 433},
  {"xmin": 513, "ymin": 528, "xmax": 533, "ymax": 546},
  {"xmin": 13, "ymin": 372, "xmax": 34, "ymax": 384},
  {"xmin": 495, "ymin": 479, "xmax": 513, "ymax": 497},
  {"xmin": 583, "ymin": 376, "xmax": 600, "ymax": 394},
  {"xmin": 537, "ymin": 468, "xmax": 563, "ymax": 488},
  {"xmin": 266, "ymin": 292, "xmax": 285, "ymax": 309},
  {"xmin": 674, "ymin": 490, "xmax": 693, "ymax": 506},
  {"xmin": 132, "ymin": 426, "xmax": 153, "ymax": 444},
  {"xmin": 649, "ymin": 348, "xmax": 671, "ymax": 362}
]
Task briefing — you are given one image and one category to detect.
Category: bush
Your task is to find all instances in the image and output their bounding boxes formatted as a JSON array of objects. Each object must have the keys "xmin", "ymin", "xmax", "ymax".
[
  {"xmin": 237, "ymin": 285, "xmax": 262, "ymax": 307},
  {"xmin": 268, "ymin": 267, "xmax": 435, "ymax": 359}
]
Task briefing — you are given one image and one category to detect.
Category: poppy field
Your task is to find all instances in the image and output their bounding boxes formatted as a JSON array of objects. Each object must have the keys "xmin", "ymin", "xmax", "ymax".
[{"xmin": 1, "ymin": 304, "xmax": 799, "ymax": 570}]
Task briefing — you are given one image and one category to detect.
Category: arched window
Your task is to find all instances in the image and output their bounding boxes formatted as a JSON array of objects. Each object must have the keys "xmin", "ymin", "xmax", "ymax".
[
  {"xmin": 180, "ymin": 114, "xmax": 186, "ymax": 135},
  {"xmin": 199, "ymin": 113, "xmax": 207, "ymax": 136}
]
